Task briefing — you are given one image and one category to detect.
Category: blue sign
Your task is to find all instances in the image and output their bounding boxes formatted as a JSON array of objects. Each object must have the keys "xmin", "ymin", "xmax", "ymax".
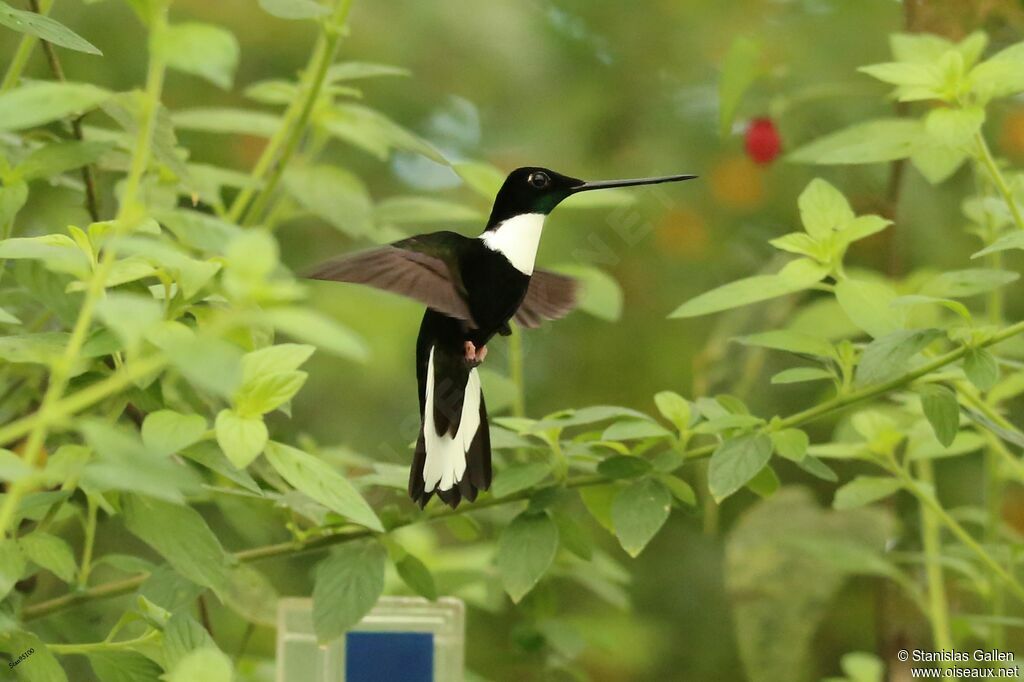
[{"xmin": 345, "ymin": 631, "xmax": 435, "ymax": 682}]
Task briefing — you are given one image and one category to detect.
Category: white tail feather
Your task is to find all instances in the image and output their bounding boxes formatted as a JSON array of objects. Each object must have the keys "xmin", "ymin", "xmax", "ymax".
[{"xmin": 423, "ymin": 346, "xmax": 481, "ymax": 493}]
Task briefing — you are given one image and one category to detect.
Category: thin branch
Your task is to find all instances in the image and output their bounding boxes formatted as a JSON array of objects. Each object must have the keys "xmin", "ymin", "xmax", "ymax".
[
  {"xmin": 30, "ymin": 0, "xmax": 100, "ymax": 222},
  {"xmin": 227, "ymin": 0, "xmax": 354, "ymax": 225}
]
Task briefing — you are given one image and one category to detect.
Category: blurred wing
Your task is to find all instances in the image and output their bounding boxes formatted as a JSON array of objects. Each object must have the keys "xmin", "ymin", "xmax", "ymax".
[
  {"xmin": 306, "ymin": 246, "xmax": 475, "ymax": 323},
  {"xmin": 514, "ymin": 269, "xmax": 580, "ymax": 328}
]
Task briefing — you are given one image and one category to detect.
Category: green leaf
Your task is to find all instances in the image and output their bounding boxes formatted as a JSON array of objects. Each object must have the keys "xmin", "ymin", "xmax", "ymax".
[
  {"xmin": 163, "ymin": 333, "xmax": 244, "ymax": 398},
  {"xmin": 321, "ymin": 104, "xmax": 447, "ymax": 165},
  {"xmin": 579, "ymin": 484, "xmax": 616, "ymax": 531},
  {"xmin": 88, "ymin": 651, "xmax": 163, "ymax": 682},
  {"xmin": 917, "ymin": 384, "xmax": 959, "ymax": 448},
  {"xmin": 0, "ymin": 331, "xmax": 69, "ymax": 367},
  {"xmin": 491, "ymin": 462, "xmax": 551, "ymax": 498},
  {"xmin": 771, "ymin": 429, "xmax": 809, "ymax": 461},
  {"xmin": 670, "ymin": 259, "xmax": 828, "ymax": 318},
  {"xmin": 258, "ymin": 0, "xmax": 330, "ymax": 20},
  {"xmin": 890, "ymin": 294, "xmax": 972, "ymax": 322},
  {"xmin": 172, "ymin": 107, "xmax": 281, "ymax": 137},
  {"xmin": 737, "ymin": 330, "xmax": 833, "ymax": 358},
  {"xmin": 312, "ymin": 540, "xmax": 387, "ymax": 641},
  {"xmin": 771, "ymin": 367, "xmax": 834, "ymax": 384},
  {"xmin": 611, "ymin": 477, "xmax": 672, "ymax": 557},
  {"xmin": 80, "ymin": 421, "xmax": 200, "ymax": 503},
  {"xmin": 653, "ymin": 390, "xmax": 692, "ymax": 432},
  {"xmin": 708, "ymin": 433, "xmax": 773, "ymax": 502},
  {"xmin": 95, "ymin": 292, "xmax": 162, "ymax": 349},
  {"xmin": 891, "ymin": 33, "xmax": 955, "ymax": 63},
  {"xmin": 453, "ymin": 161, "xmax": 505, "ymax": 197},
  {"xmin": 855, "ymin": 329, "xmax": 944, "ymax": 386},
  {"xmin": 746, "ymin": 465, "xmax": 780, "ymax": 498},
  {"xmin": 13, "ymin": 140, "xmax": 112, "ymax": 182},
  {"xmin": 215, "ymin": 409, "xmax": 268, "ymax": 469},
  {"xmin": 241, "ymin": 344, "xmax": 315, "ymax": 384},
  {"xmin": 374, "ymin": 196, "xmax": 482, "ymax": 224},
  {"xmin": 18, "ymin": 532, "xmax": 76, "ymax": 583},
  {"xmin": 159, "ymin": 23, "xmax": 239, "ymax": 89},
  {"xmin": 327, "ymin": 61, "xmax": 411, "ymax": 81},
  {"xmin": 141, "ymin": 410, "xmax": 207, "ymax": 456},
  {"xmin": 597, "ymin": 455, "xmax": 653, "ymax": 479},
  {"xmin": 0, "ymin": 631, "xmax": 67, "ymax": 682},
  {"xmin": 122, "ymin": 494, "xmax": 234, "ymax": 598},
  {"xmin": 922, "ymin": 268, "xmax": 1019, "ymax": 298},
  {"xmin": 970, "ymin": 41, "xmax": 1024, "ymax": 100},
  {"xmin": 496, "ymin": 512, "xmax": 559, "ymax": 603},
  {"xmin": 166, "ymin": 647, "xmax": 233, "ymax": 682},
  {"xmin": 0, "ymin": 234, "xmax": 90, "ymax": 277},
  {"xmin": 0, "ymin": 181, "xmax": 27, "ymax": 229},
  {"xmin": 859, "ymin": 61, "xmax": 939, "ymax": 88},
  {"xmin": 235, "ymin": 371, "xmax": 307, "ymax": 417},
  {"xmin": 264, "ymin": 441, "xmax": 383, "ymax": 531},
  {"xmin": 798, "ymin": 179, "xmax": 854, "ymax": 238},
  {"xmin": 263, "ymin": 308, "xmax": 368, "ymax": 361},
  {"xmin": 549, "ymin": 264, "xmax": 622, "ymax": 321},
  {"xmin": 923, "ymin": 106, "xmax": 984, "ymax": 148},
  {"xmin": 163, "ymin": 612, "xmax": 216, "ymax": 671},
  {"xmin": 657, "ymin": 474, "xmax": 696, "ymax": 506},
  {"xmin": 833, "ymin": 476, "xmax": 903, "ymax": 510},
  {"xmin": 601, "ymin": 419, "xmax": 672, "ymax": 441},
  {"xmin": 788, "ymin": 118, "xmax": 924, "ymax": 165},
  {"xmin": 0, "ymin": 1, "xmax": 101, "ymax": 54},
  {"xmin": 834, "ymin": 278, "xmax": 903, "ymax": 338},
  {"xmin": 395, "ymin": 553, "xmax": 437, "ymax": 600},
  {"xmin": 964, "ymin": 347, "xmax": 999, "ymax": 391},
  {"xmin": 769, "ymin": 232, "xmax": 822, "ymax": 259},
  {"xmin": 797, "ymin": 455, "xmax": 838, "ymax": 482},
  {"xmin": 0, "ymin": 539, "xmax": 26, "ymax": 600},
  {"xmin": 973, "ymin": 231, "xmax": 1024, "ymax": 258},
  {"xmin": 0, "ymin": 81, "xmax": 109, "ymax": 132},
  {"xmin": 284, "ymin": 164, "xmax": 374, "ymax": 237},
  {"xmin": 835, "ymin": 215, "xmax": 892, "ymax": 247},
  {"xmin": 718, "ymin": 37, "xmax": 761, "ymax": 137}
]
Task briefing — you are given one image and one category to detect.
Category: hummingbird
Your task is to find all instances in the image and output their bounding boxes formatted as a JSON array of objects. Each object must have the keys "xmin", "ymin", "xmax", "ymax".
[{"xmin": 308, "ymin": 167, "xmax": 696, "ymax": 508}]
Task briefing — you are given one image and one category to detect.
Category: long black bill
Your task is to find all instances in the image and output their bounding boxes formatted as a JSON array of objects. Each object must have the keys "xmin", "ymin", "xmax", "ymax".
[{"xmin": 571, "ymin": 173, "xmax": 697, "ymax": 193}]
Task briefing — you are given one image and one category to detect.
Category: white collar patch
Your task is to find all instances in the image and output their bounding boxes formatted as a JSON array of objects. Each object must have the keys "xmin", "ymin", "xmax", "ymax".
[{"xmin": 480, "ymin": 213, "xmax": 546, "ymax": 275}]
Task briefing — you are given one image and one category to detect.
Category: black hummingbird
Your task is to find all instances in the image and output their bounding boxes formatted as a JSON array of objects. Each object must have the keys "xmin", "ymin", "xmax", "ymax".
[{"xmin": 309, "ymin": 167, "xmax": 695, "ymax": 508}]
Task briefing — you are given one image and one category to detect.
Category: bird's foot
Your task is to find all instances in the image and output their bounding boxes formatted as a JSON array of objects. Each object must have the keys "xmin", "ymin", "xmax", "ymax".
[{"xmin": 464, "ymin": 341, "xmax": 488, "ymax": 367}]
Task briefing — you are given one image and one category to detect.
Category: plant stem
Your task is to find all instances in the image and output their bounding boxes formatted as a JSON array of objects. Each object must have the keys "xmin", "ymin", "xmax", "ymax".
[
  {"xmin": 227, "ymin": 0, "xmax": 353, "ymax": 225},
  {"xmin": 0, "ymin": 354, "xmax": 167, "ymax": 448},
  {"xmin": 77, "ymin": 496, "xmax": 98, "ymax": 589},
  {"xmin": 0, "ymin": 0, "xmax": 53, "ymax": 92},
  {"xmin": 509, "ymin": 322, "xmax": 526, "ymax": 418},
  {"xmin": 900, "ymin": 472, "xmax": 1024, "ymax": 604},
  {"xmin": 31, "ymin": 0, "xmax": 100, "ymax": 222},
  {"xmin": 50, "ymin": 630, "xmax": 159, "ymax": 656},
  {"xmin": 975, "ymin": 133, "xmax": 1024, "ymax": 232},
  {"xmin": 915, "ymin": 459, "xmax": 955, "ymax": 656},
  {"xmin": 0, "ymin": 7, "xmax": 170, "ymax": 538},
  {"xmin": 774, "ymin": 320, "xmax": 1024, "ymax": 432},
  {"xmin": 23, "ymin": 473, "xmax": 606, "ymax": 620}
]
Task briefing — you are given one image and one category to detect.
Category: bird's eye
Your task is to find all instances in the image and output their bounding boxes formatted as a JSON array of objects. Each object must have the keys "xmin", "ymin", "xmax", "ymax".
[{"xmin": 528, "ymin": 172, "xmax": 550, "ymax": 189}]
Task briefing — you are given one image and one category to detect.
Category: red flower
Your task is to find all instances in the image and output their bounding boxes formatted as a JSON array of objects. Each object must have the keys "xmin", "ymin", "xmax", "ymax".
[{"xmin": 745, "ymin": 117, "xmax": 782, "ymax": 165}]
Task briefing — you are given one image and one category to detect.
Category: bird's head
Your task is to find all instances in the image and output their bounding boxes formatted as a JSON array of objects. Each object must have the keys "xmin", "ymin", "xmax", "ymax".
[{"xmin": 486, "ymin": 166, "xmax": 697, "ymax": 227}]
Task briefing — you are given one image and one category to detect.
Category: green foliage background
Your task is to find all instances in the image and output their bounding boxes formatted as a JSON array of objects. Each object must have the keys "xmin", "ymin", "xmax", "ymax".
[{"xmin": 1, "ymin": 0, "xmax": 1024, "ymax": 680}]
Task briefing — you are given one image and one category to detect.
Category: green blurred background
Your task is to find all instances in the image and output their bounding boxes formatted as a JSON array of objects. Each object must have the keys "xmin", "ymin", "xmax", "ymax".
[{"xmin": 9, "ymin": 0, "xmax": 1024, "ymax": 679}]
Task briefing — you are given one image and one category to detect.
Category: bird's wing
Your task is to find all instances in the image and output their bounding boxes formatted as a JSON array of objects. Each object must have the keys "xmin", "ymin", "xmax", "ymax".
[
  {"xmin": 514, "ymin": 269, "xmax": 580, "ymax": 328},
  {"xmin": 306, "ymin": 234, "xmax": 475, "ymax": 324}
]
